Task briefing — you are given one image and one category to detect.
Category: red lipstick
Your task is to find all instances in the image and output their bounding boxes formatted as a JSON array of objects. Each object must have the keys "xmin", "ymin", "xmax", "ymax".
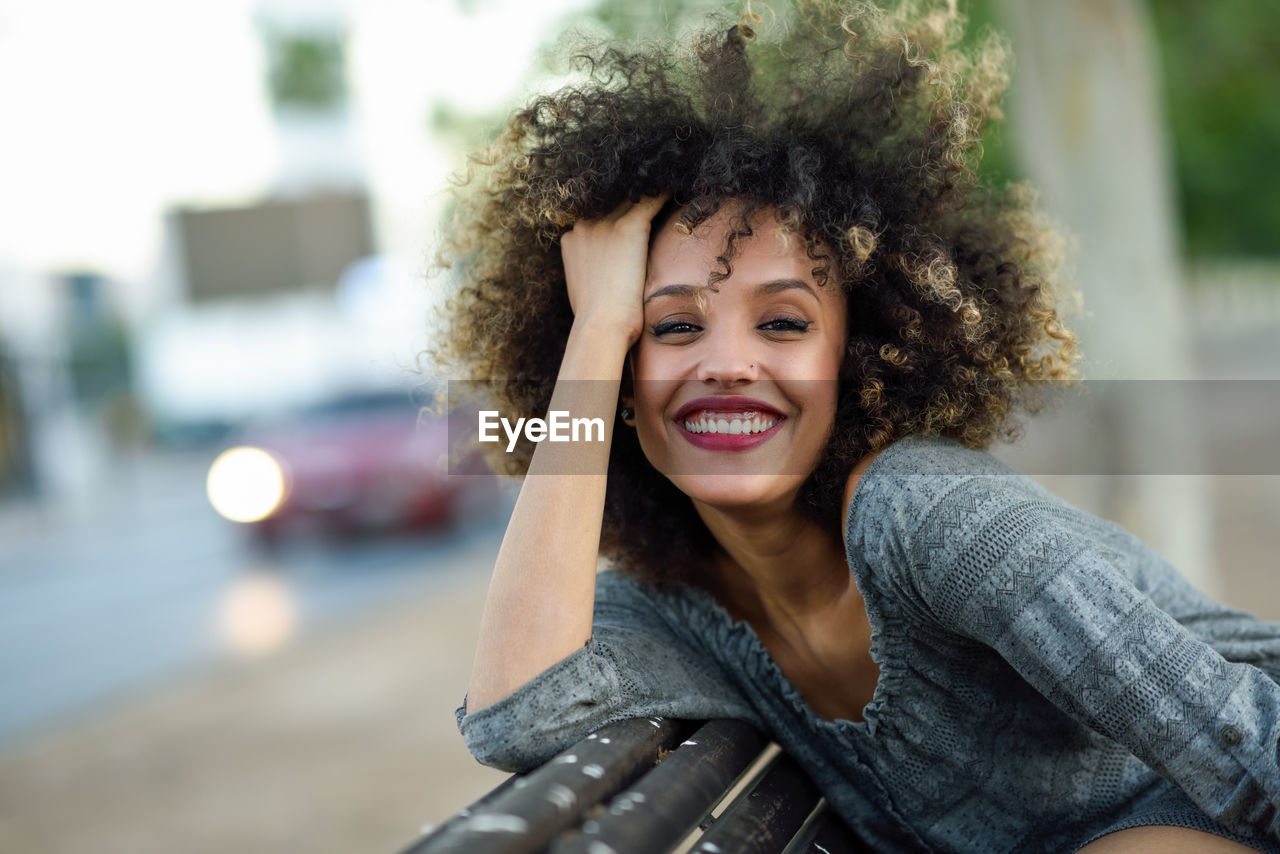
[{"xmin": 673, "ymin": 396, "xmax": 786, "ymax": 452}]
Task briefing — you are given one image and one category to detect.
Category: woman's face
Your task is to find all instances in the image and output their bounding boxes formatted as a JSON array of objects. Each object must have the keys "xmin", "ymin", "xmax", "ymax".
[{"xmin": 629, "ymin": 204, "xmax": 848, "ymax": 512}]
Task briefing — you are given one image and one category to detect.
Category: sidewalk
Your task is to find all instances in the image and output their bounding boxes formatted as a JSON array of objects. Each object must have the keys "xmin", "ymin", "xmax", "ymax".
[{"xmin": 0, "ymin": 569, "xmax": 506, "ymax": 854}]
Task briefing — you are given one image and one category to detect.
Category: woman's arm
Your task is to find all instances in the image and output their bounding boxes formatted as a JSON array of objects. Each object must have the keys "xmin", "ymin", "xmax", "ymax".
[
  {"xmin": 857, "ymin": 457, "xmax": 1280, "ymax": 841},
  {"xmin": 465, "ymin": 195, "xmax": 667, "ymax": 714},
  {"xmin": 459, "ymin": 569, "xmax": 760, "ymax": 771}
]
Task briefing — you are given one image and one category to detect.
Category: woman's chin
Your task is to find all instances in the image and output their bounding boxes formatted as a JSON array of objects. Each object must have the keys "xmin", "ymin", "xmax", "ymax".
[{"xmin": 667, "ymin": 472, "xmax": 809, "ymax": 511}]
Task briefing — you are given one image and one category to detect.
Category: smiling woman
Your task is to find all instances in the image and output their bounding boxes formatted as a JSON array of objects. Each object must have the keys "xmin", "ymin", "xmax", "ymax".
[{"xmin": 433, "ymin": 2, "xmax": 1280, "ymax": 852}]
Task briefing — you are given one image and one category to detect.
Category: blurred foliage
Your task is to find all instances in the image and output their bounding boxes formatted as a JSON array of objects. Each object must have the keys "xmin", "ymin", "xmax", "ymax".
[
  {"xmin": 951, "ymin": 0, "xmax": 1018, "ymax": 193},
  {"xmin": 570, "ymin": 0, "xmax": 721, "ymax": 37},
  {"xmin": 264, "ymin": 30, "xmax": 348, "ymax": 112},
  {"xmin": 67, "ymin": 321, "xmax": 132, "ymax": 411},
  {"xmin": 1148, "ymin": 0, "xmax": 1280, "ymax": 258},
  {"xmin": 961, "ymin": 0, "xmax": 1280, "ymax": 258},
  {"xmin": 441, "ymin": 0, "xmax": 1279, "ymax": 258},
  {"xmin": 0, "ymin": 350, "xmax": 31, "ymax": 493},
  {"xmin": 428, "ymin": 102, "xmax": 508, "ymax": 152}
]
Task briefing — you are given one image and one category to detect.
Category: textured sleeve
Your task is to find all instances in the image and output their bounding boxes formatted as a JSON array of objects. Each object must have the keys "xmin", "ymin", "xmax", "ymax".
[
  {"xmin": 455, "ymin": 569, "xmax": 759, "ymax": 772},
  {"xmin": 856, "ymin": 455, "xmax": 1280, "ymax": 841}
]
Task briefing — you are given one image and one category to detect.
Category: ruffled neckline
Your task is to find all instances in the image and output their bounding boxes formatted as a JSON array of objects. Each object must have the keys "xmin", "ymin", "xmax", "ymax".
[{"xmin": 661, "ymin": 572, "xmax": 892, "ymax": 740}]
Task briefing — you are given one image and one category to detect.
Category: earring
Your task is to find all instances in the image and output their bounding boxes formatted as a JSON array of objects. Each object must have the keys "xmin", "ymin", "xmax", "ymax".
[{"xmin": 620, "ymin": 407, "xmax": 635, "ymax": 421}]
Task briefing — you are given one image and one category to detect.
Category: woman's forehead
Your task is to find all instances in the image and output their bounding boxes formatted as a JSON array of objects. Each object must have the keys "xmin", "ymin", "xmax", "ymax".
[
  {"xmin": 646, "ymin": 207, "xmax": 841, "ymax": 306},
  {"xmin": 649, "ymin": 207, "xmax": 819, "ymax": 280}
]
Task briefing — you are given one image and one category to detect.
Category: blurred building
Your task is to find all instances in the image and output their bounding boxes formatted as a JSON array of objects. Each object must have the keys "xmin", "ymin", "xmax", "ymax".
[
  {"xmin": 138, "ymin": 191, "xmax": 395, "ymax": 436},
  {"xmin": 175, "ymin": 193, "xmax": 372, "ymax": 304}
]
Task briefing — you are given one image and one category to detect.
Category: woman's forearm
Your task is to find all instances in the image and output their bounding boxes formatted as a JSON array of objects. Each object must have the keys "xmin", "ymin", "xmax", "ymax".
[{"xmin": 465, "ymin": 319, "xmax": 631, "ymax": 713}]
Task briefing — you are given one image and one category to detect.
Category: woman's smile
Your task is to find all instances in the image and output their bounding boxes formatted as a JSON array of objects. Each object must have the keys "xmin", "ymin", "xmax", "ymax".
[{"xmin": 674, "ymin": 395, "xmax": 786, "ymax": 449}]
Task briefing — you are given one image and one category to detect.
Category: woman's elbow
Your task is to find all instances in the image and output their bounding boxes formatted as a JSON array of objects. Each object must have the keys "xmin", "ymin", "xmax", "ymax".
[{"xmin": 454, "ymin": 642, "xmax": 626, "ymax": 771}]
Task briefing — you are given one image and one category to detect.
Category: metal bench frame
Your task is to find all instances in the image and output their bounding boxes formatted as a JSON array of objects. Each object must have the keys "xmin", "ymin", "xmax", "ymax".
[{"xmin": 403, "ymin": 718, "xmax": 864, "ymax": 853}]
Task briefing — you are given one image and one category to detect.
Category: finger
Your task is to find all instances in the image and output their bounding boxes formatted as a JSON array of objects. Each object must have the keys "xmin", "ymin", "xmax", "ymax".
[
  {"xmin": 613, "ymin": 194, "xmax": 670, "ymax": 229},
  {"xmin": 627, "ymin": 194, "xmax": 670, "ymax": 221},
  {"xmin": 602, "ymin": 197, "xmax": 639, "ymax": 224}
]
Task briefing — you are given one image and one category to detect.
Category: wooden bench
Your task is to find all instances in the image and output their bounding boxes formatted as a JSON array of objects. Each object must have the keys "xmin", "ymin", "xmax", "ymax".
[{"xmin": 401, "ymin": 718, "xmax": 865, "ymax": 853}]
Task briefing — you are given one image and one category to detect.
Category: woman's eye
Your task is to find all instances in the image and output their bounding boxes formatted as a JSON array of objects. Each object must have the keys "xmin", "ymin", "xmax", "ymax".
[
  {"xmin": 759, "ymin": 317, "xmax": 813, "ymax": 334},
  {"xmin": 652, "ymin": 320, "xmax": 702, "ymax": 336}
]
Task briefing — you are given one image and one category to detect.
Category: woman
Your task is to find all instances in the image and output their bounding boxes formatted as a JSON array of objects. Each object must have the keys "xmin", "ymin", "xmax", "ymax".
[{"xmin": 435, "ymin": 2, "xmax": 1280, "ymax": 851}]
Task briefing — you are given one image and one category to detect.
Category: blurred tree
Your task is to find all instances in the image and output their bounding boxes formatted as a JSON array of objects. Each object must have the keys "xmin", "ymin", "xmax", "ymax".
[
  {"xmin": 965, "ymin": 0, "xmax": 1280, "ymax": 260},
  {"xmin": 435, "ymin": 0, "xmax": 724, "ymax": 147},
  {"xmin": 0, "ymin": 346, "xmax": 33, "ymax": 495},
  {"xmin": 569, "ymin": 0, "xmax": 718, "ymax": 36},
  {"xmin": 428, "ymin": 102, "xmax": 507, "ymax": 153},
  {"xmin": 264, "ymin": 30, "xmax": 348, "ymax": 113},
  {"xmin": 992, "ymin": 0, "xmax": 1214, "ymax": 592},
  {"xmin": 1149, "ymin": 0, "xmax": 1280, "ymax": 258}
]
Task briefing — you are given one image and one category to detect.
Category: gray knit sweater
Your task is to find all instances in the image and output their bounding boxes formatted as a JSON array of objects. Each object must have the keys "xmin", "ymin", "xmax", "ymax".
[{"xmin": 457, "ymin": 435, "xmax": 1280, "ymax": 853}]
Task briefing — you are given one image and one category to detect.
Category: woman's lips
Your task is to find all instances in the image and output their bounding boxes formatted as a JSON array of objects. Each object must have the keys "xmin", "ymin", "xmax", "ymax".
[
  {"xmin": 672, "ymin": 398, "xmax": 786, "ymax": 451},
  {"xmin": 676, "ymin": 415, "xmax": 785, "ymax": 451}
]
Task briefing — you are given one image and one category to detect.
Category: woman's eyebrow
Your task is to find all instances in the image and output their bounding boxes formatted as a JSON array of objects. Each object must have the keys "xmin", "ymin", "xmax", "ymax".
[
  {"xmin": 643, "ymin": 284, "xmax": 699, "ymax": 305},
  {"xmin": 643, "ymin": 278, "xmax": 818, "ymax": 305},
  {"xmin": 756, "ymin": 278, "xmax": 818, "ymax": 299}
]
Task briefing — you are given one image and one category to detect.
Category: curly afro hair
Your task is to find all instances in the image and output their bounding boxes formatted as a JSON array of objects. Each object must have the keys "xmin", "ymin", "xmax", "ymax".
[{"xmin": 432, "ymin": 0, "xmax": 1079, "ymax": 588}]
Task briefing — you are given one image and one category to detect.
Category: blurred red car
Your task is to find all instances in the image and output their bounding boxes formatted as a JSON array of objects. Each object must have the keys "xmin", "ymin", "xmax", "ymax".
[{"xmin": 206, "ymin": 390, "xmax": 496, "ymax": 542}]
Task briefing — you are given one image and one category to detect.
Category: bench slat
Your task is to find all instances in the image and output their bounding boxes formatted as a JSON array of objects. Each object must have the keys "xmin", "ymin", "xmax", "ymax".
[
  {"xmin": 550, "ymin": 719, "xmax": 769, "ymax": 854},
  {"xmin": 406, "ymin": 717, "xmax": 694, "ymax": 854},
  {"xmin": 690, "ymin": 751, "xmax": 821, "ymax": 853},
  {"xmin": 781, "ymin": 800, "xmax": 867, "ymax": 854}
]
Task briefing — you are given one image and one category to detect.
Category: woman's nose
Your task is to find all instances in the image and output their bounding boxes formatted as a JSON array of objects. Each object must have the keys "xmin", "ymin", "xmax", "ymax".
[{"xmin": 695, "ymin": 328, "xmax": 759, "ymax": 386}]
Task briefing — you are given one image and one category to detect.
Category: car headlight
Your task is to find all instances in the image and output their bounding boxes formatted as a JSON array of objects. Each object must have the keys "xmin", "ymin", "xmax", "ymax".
[{"xmin": 206, "ymin": 446, "xmax": 288, "ymax": 523}]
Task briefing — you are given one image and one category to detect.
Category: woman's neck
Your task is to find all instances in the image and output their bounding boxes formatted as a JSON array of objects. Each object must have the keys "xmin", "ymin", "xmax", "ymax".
[{"xmin": 692, "ymin": 499, "xmax": 851, "ymax": 627}]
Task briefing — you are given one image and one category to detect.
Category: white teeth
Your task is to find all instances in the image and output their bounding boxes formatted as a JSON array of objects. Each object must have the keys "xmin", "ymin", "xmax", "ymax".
[{"xmin": 683, "ymin": 413, "xmax": 780, "ymax": 435}]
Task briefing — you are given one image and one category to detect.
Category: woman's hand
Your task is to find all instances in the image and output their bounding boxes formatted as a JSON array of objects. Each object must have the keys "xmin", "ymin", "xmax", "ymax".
[{"xmin": 561, "ymin": 195, "xmax": 669, "ymax": 347}]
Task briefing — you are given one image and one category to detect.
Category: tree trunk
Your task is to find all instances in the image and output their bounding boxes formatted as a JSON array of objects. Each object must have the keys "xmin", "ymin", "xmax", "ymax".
[{"xmin": 993, "ymin": 0, "xmax": 1216, "ymax": 593}]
